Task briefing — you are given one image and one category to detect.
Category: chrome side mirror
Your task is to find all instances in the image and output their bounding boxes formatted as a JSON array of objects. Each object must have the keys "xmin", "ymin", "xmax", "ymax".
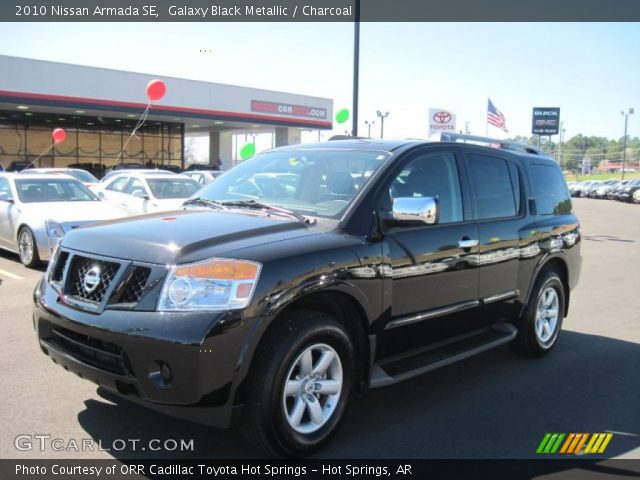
[{"xmin": 391, "ymin": 197, "xmax": 439, "ymax": 225}]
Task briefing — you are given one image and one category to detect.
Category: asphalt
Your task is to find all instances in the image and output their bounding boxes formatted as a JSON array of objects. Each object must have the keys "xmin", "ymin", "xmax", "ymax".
[{"xmin": 0, "ymin": 198, "xmax": 638, "ymax": 460}]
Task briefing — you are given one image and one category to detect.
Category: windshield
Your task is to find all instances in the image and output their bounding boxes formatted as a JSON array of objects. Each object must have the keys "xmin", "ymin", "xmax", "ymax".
[
  {"xmin": 194, "ymin": 149, "xmax": 389, "ymax": 219},
  {"xmin": 67, "ymin": 169, "xmax": 98, "ymax": 183},
  {"xmin": 147, "ymin": 178, "xmax": 202, "ymax": 199},
  {"xmin": 15, "ymin": 178, "xmax": 99, "ymax": 203}
]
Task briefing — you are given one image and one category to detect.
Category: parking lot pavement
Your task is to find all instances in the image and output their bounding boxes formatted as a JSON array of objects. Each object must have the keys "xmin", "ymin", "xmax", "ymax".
[{"xmin": 0, "ymin": 198, "xmax": 638, "ymax": 460}]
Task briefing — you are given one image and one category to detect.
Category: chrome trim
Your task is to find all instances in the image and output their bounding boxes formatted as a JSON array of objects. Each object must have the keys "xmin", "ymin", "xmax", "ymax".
[
  {"xmin": 385, "ymin": 299, "xmax": 480, "ymax": 330},
  {"xmin": 458, "ymin": 239, "xmax": 479, "ymax": 249},
  {"xmin": 482, "ymin": 289, "xmax": 520, "ymax": 304}
]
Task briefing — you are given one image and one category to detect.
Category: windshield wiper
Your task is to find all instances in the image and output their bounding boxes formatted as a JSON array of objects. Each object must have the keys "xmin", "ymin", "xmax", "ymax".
[
  {"xmin": 182, "ymin": 197, "xmax": 227, "ymax": 210},
  {"xmin": 221, "ymin": 200, "xmax": 314, "ymax": 224}
]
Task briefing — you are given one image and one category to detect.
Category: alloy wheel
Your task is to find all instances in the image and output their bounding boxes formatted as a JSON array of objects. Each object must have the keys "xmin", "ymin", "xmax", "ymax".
[{"xmin": 282, "ymin": 343, "xmax": 343, "ymax": 434}]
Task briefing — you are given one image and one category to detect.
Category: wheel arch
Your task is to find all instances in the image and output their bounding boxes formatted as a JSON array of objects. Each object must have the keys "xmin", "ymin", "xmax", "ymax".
[
  {"xmin": 232, "ymin": 288, "xmax": 372, "ymax": 408},
  {"xmin": 525, "ymin": 255, "xmax": 570, "ymax": 317}
]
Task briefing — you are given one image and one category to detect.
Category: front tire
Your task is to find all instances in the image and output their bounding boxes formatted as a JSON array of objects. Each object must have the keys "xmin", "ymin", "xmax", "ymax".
[
  {"xmin": 241, "ymin": 310, "xmax": 355, "ymax": 457},
  {"xmin": 18, "ymin": 227, "xmax": 41, "ymax": 268},
  {"xmin": 511, "ymin": 270, "xmax": 565, "ymax": 357}
]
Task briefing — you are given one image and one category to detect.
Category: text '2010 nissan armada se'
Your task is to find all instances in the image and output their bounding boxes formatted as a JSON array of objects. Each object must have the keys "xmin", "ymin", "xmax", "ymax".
[{"xmin": 34, "ymin": 135, "xmax": 581, "ymax": 456}]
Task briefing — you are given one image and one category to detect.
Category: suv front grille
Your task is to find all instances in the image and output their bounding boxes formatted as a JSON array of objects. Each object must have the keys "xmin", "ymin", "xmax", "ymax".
[
  {"xmin": 118, "ymin": 267, "xmax": 151, "ymax": 304},
  {"xmin": 65, "ymin": 256, "xmax": 120, "ymax": 303},
  {"xmin": 49, "ymin": 249, "xmax": 158, "ymax": 312}
]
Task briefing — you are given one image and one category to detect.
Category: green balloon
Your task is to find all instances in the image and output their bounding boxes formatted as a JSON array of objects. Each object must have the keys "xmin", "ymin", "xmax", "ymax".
[
  {"xmin": 240, "ymin": 143, "xmax": 256, "ymax": 160},
  {"xmin": 335, "ymin": 108, "xmax": 350, "ymax": 124}
]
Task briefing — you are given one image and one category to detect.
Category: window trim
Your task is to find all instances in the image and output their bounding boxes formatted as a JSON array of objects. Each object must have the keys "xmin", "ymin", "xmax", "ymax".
[
  {"xmin": 462, "ymin": 151, "xmax": 526, "ymax": 223},
  {"xmin": 374, "ymin": 145, "xmax": 472, "ymax": 228}
]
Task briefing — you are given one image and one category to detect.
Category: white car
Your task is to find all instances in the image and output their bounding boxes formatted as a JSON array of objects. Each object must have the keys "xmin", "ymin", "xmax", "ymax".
[
  {"xmin": 20, "ymin": 168, "xmax": 101, "ymax": 192},
  {"xmin": 99, "ymin": 172, "xmax": 202, "ymax": 215},
  {"xmin": 0, "ymin": 173, "xmax": 127, "ymax": 267},
  {"xmin": 182, "ymin": 170, "xmax": 224, "ymax": 186}
]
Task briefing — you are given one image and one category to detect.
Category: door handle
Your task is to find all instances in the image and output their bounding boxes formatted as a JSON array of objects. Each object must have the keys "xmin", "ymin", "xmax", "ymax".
[{"xmin": 458, "ymin": 238, "xmax": 479, "ymax": 249}]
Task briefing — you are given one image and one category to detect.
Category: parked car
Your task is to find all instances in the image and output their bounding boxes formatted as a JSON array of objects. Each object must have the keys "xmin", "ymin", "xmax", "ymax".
[
  {"xmin": 184, "ymin": 163, "xmax": 222, "ymax": 172},
  {"xmin": 0, "ymin": 173, "xmax": 126, "ymax": 267},
  {"xmin": 591, "ymin": 179, "xmax": 618, "ymax": 199},
  {"xmin": 34, "ymin": 137, "xmax": 581, "ymax": 456},
  {"xmin": 607, "ymin": 180, "xmax": 630, "ymax": 199},
  {"xmin": 99, "ymin": 172, "xmax": 202, "ymax": 215},
  {"xmin": 615, "ymin": 179, "xmax": 640, "ymax": 202},
  {"xmin": 182, "ymin": 170, "xmax": 224, "ymax": 186},
  {"xmin": 20, "ymin": 168, "xmax": 100, "ymax": 191},
  {"xmin": 7, "ymin": 160, "xmax": 32, "ymax": 172},
  {"xmin": 100, "ymin": 168, "xmax": 174, "ymax": 184}
]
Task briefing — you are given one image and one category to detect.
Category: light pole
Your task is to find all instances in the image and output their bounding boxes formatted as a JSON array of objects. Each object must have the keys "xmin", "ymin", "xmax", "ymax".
[
  {"xmin": 376, "ymin": 111, "xmax": 389, "ymax": 138},
  {"xmin": 621, "ymin": 108, "xmax": 634, "ymax": 180},
  {"xmin": 364, "ymin": 120, "xmax": 375, "ymax": 138},
  {"xmin": 352, "ymin": 0, "xmax": 360, "ymax": 137}
]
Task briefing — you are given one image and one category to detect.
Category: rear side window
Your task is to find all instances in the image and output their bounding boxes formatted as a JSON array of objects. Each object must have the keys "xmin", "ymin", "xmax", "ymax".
[
  {"xmin": 466, "ymin": 154, "xmax": 518, "ymax": 220},
  {"xmin": 530, "ymin": 164, "xmax": 572, "ymax": 215}
]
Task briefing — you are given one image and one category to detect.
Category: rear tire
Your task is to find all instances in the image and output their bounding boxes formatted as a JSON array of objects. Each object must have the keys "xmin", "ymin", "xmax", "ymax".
[
  {"xmin": 240, "ymin": 310, "xmax": 355, "ymax": 457},
  {"xmin": 511, "ymin": 270, "xmax": 565, "ymax": 357},
  {"xmin": 18, "ymin": 226, "xmax": 41, "ymax": 268}
]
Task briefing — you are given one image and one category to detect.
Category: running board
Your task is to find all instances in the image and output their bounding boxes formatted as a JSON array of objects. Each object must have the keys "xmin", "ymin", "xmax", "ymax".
[{"xmin": 370, "ymin": 323, "xmax": 518, "ymax": 388}]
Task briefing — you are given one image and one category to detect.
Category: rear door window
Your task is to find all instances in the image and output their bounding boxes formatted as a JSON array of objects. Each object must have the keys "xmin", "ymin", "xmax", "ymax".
[
  {"xmin": 530, "ymin": 164, "xmax": 572, "ymax": 215},
  {"xmin": 466, "ymin": 154, "xmax": 518, "ymax": 220}
]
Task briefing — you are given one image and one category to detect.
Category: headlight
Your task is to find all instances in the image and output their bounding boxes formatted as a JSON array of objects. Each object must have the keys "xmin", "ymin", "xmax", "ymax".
[
  {"xmin": 45, "ymin": 219, "xmax": 65, "ymax": 238},
  {"xmin": 158, "ymin": 258, "xmax": 262, "ymax": 311}
]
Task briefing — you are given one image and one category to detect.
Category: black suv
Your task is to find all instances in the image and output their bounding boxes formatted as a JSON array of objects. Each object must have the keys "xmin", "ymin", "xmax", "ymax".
[{"xmin": 34, "ymin": 136, "xmax": 581, "ymax": 456}]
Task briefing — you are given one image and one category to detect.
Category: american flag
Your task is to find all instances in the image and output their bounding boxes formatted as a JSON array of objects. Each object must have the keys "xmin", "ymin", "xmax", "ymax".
[{"xmin": 487, "ymin": 98, "xmax": 508, "ymax": 132}]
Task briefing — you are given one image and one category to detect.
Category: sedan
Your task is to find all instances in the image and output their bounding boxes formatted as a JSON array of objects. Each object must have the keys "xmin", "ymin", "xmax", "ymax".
[
  {"xmin": 20, "ymin": 168, "xmax": 100, "ymax": 191},
  {"xmin": 0, "ymin": 173, "xmax": 126, "ymax": 267},
  {"xmin": 99, "ymin": 173, "xmax": 202, "ymax": 215},
  {"xmin": 182, "ymin": 170, "xmax": 224, "ymax": 186}
]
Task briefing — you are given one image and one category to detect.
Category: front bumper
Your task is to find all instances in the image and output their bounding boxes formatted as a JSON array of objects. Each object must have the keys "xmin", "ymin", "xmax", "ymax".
[{"xmin": 33, "ymin": 278, "xmax": 259, "ymax": 428}]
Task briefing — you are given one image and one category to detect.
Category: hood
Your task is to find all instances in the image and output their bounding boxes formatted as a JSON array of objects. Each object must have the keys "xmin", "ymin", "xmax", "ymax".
[
  {"xmin": 61, "ymin": 209, "xmax": 317, "ymax": 265},
  {"xmin": 20, "ymin": 201, "xmax": 126, "ymax": 224}
]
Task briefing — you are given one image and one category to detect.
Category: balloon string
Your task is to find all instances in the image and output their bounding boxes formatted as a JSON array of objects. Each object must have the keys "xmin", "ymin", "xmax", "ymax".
[
  {"xmin": 21, "ymin": 143, "xmax": 55, "ymax": 172},
  {"xmin": 116, "ymin": 102, "xmax": 151, "ymax": 164}
]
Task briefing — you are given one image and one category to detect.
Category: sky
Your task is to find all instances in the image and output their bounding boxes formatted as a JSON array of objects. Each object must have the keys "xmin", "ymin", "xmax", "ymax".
[{"xmin": 0, "ymin": 22, "xmax": 638, "ymax": 148}]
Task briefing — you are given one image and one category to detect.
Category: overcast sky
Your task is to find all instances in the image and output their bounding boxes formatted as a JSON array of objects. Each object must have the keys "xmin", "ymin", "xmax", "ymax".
[{"xmin": 1, "ymin": 22, "xmax": 638, "ymax": 143}]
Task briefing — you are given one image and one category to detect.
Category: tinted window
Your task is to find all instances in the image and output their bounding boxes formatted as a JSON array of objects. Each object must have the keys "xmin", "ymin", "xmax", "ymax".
[
  {"xmin": 15, "ymin": 179, "xmax": 98, "ymax": 203},
  {"xmin": 126, "ymin": 178, "xmax": 147, "ymax": 196},
  {"xmin": 0, "ymin": 177, "xmax": 11, "ymax": 200},
  {"xmin": 531, "ymin": 164, "xmax": 572, "ymax": 215},
  {"xmin": 389, "ymin": 151, "xmax": 463, "ymax": 224},
  {"xmin": 107, "ymin": 176, "xmax": 129, "ymax": 192},
  {"xmin": 467, "ymin": 154, "xmax": 517, "ymax": 220},
  {"xmin": 147, "ymin": 178, "xmax": 201, "ymax": 199},
  {"xmin": 67, "ymin": 169, "xmax": 98, "ymax": 183}
]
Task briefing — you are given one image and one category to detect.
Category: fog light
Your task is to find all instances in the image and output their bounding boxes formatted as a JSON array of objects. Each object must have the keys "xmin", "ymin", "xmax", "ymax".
[
  {"xmin": 160, "ymin": 362, "xmax": 173, "ymax": 383},
  {"xmin": 148, "ymin": 361, "xmax": 173, "ymax": 388}
]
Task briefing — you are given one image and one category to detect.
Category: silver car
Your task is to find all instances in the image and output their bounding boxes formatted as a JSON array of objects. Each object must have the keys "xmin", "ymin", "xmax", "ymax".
[{"xmin": 0, "ymin": 173, "xmax": 126, "ymax": 267}]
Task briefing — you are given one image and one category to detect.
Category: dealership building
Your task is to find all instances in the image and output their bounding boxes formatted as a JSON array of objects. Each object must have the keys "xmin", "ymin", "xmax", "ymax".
[{"xmin": 0, "ymin": 55, "xmax": 333, "ymax": 175}]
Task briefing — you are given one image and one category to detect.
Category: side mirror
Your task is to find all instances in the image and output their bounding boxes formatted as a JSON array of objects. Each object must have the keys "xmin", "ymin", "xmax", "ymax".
[
  {"xmin": 0, "ymin": 194, "xmax": 14, "ymax": 204},
  {"xmin": 391, "ymin": 197, "xmax": 439, "ymax": 225},
  {"xmin": 131, "ymin": 190, "xmax": 149, "ymax": 200},
  {"xmin": 97, "ymin": 191, "xmax": 105, "ymax": 200}
]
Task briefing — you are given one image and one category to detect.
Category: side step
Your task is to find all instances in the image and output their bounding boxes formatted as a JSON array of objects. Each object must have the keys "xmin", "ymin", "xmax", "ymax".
[{"xmin": 370, "ymin": 323, "xmax": 518, "ymax": 388}]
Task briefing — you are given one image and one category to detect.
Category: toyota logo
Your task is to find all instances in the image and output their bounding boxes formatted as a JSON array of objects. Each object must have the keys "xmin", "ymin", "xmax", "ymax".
[
  {"xmin": 433, "ymin": 111, "xmax": 451, "ymax": 124},
  {"xmin": 83, "ymin": 266, "xmax": 101, "ymax": 294}
]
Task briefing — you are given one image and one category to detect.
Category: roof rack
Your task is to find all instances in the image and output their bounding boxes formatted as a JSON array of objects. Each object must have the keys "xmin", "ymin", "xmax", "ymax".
[{"xmin": 434, "ymin": 133, "xmax": 544, "ymax": 155}]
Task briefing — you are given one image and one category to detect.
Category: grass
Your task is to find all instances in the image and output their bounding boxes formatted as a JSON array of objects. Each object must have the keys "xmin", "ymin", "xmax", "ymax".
[{"xmin": 565, "ymin": 172, "xmax": 640, "ymax": 182}]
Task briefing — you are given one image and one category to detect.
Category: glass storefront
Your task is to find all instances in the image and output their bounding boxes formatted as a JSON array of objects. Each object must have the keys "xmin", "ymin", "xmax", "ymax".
[{"xmin": 0, "ymin": 111, "xmax": 184, "ymax": 177}]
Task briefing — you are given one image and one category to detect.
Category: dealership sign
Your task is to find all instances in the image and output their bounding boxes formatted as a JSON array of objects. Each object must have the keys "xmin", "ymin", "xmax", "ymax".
[
  {"xmin": 532, "ymin": 107, "xmax": 560, "ymax": 135},
  {"xmin": 428, "ymin": 108, "xmax": 456, "ymax": 136},
  {"xmin": 251, "ymin": 100, "xmax": 327, "ymax": 119}
]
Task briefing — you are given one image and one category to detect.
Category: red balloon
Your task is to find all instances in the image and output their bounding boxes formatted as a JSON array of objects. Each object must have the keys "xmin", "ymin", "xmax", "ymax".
[
  {"xmin": 146, "ymin": 79, "xmax": 166, "ymax": 102},
  {"xmin": 52, "ymin": 128, "xmax": 66, "ymax": 144}
]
